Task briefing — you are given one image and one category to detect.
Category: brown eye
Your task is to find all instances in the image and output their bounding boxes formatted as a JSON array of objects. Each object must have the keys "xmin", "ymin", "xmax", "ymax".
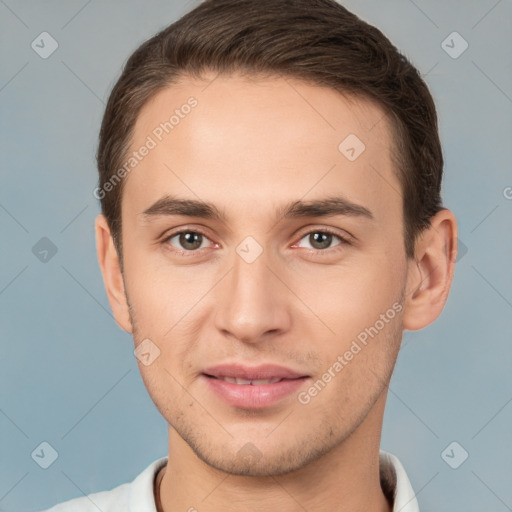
[
  {"xmin": 167, "ymin": 231, "xmax": 209, "ymax": 251},
  {"xmin": 297, "ymin": 231, "xmax": 346, "ymax": 251},
  {"xmin": 309, "ymin": 232, "xmax": 334, "ymax": 250}
]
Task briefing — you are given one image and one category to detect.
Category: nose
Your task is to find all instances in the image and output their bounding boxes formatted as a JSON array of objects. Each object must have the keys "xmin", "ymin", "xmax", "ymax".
[{"xmin": 213, "ymin": 246, "xmax": 292, "ymax": 344}]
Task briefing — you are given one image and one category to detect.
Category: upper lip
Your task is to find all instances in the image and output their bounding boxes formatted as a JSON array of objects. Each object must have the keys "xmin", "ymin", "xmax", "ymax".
[{"xmin": 202, "ymin": 363, "xmax": 309, "ymax": 380}]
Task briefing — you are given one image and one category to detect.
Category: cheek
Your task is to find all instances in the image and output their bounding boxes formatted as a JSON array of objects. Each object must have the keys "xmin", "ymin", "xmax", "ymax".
[
  {"xmin": 123, "ymin": 248, "xmax": 200, "ymax": 330},
  {"xmin": 136, "ymin": 359, "xmax": 185, "ymax": 420},
  {"xmin": 293, "ymin": 254, "xmax": 405, "ymax": 338}
]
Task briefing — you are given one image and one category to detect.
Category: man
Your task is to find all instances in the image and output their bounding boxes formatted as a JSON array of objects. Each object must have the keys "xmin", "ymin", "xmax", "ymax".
[{"xmin": 42, "ymin": 0, "xmax": 457, "ymax": 510}]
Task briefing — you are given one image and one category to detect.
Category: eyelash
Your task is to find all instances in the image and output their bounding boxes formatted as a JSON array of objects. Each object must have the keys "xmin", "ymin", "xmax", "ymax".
[{"xmin": 162, "ymin": 227, "xmax": 352, "ymax": 257}]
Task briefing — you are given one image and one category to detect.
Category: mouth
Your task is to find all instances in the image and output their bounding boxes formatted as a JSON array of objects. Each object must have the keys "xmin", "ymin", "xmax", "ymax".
[
  {"xmin": 203, "ymin": 375, "xmax": 301, "ymax": 385},
  {"xmin": 201, "ymin": 364, "xmax": 310, "ymax": 408},
  {"xmin": 202, "ymin": 363, "xmax": 309, "ymax": 381}
]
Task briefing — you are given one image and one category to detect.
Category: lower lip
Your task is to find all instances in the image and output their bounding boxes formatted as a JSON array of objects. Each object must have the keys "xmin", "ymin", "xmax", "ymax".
[{"xmin": 201, "ymin": 374, "xmax": 309, "ymax": 409}]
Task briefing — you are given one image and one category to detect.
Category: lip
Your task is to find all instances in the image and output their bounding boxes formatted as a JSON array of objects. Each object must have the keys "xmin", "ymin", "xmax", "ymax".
[
  {"xmin": 202, "ymin": 363, "xmax": 308, "ymax": 380},
  {"xmin": 201, "ymin": 363, "xmax": 310, "ymax": 409}
]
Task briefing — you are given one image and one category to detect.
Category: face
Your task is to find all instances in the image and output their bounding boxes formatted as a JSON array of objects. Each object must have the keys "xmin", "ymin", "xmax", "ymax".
[{"xmin": 116, "ymin": 73, "xmax": 410, "ymax": 476}]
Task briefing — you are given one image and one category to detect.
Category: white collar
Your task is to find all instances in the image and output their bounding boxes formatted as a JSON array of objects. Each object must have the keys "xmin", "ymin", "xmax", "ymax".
[{"xmin": 380, "ymin": 451, "xmax": 420, "ymax": 511}]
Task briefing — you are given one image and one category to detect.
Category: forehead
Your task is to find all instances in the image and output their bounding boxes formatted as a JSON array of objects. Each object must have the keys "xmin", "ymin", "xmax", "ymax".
[
  {"xmin": 122, "ymin": 73, "xmax": 401, "ymax": 223},
  {"xmin": 135, "ymin": 72, "xmax": 394, "ymax": 154}
]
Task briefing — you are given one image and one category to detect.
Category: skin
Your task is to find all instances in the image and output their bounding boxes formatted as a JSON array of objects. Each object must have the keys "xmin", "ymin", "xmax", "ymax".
[{"xmin": 95, "ymin": 73, "xmax": 457, "ymax": 512}]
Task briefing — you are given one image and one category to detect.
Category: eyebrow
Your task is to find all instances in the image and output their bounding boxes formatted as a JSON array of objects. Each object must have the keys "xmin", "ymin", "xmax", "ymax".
[{"xmin": 140, "ymin": 194, "xmax": 374, "ymax": 223}]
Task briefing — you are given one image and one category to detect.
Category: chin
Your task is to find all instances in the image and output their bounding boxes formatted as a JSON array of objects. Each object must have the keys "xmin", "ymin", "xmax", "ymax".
[{"xmin": 185, "ymin": 433, "xmax": 341, "ymax": 477}]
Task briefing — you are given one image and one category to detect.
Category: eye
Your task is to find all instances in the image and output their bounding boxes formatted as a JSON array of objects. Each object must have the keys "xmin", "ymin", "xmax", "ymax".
[
  {"xmin": 294, "ymin": 229, "xmax": 350, "ymax": 252},
  {"xmin": 162, "ymin": 227, "xmax": 351, "ymax": 257},
  {"xmin": 164, "ymin": 230, "xmax": 212, "ymax": 252}
]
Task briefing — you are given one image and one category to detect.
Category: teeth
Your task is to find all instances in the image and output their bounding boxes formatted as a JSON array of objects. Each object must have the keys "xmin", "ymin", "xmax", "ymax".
[
  {"xmin": 252, "ymin": 378, "xmax": 282, "ymax": 385},
  {"xmin": 220, "ymin": 376, "xmax": 283, "ymax": 385}
]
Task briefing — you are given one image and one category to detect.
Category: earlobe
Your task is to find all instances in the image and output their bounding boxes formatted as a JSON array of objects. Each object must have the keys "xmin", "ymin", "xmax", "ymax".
[
  {"xmin": 95, "ymin": 214, "xmax": 133, "ymax": 333},
  {"xmin": 402, "ymin": 209, "xmax": 458, "ymax": 331}
]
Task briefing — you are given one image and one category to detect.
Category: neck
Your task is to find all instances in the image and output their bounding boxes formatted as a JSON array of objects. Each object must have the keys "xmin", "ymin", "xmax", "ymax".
[{"xmin": 158, "ymin": 393, "xmax": 392, "ymax": 512}]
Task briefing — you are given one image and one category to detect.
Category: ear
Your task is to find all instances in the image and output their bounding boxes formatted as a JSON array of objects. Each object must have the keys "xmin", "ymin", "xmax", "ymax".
[
  {"xmin": 95, "ymin": 214, "xmax": 133, "ymax": 333},
  {"xmin": 402, "ymin": 209, "xmax": 458, "ymax": 331}
]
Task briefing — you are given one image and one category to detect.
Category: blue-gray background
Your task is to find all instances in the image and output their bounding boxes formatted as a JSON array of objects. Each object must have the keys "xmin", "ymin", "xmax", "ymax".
[{"xmin": 1, "ymin": 1, "xmax": 511, "ymax": 511}]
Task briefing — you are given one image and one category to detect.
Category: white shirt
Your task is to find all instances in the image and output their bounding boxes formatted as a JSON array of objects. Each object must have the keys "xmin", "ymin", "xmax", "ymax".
[{"xmin": 39, "ymin": 451, "xmax": 419, "ymax": 511}]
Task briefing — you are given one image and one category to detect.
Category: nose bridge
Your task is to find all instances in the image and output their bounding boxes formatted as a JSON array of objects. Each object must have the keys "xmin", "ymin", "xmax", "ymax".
[
  {"xmin": 214, "ymin": 239, "xmax": 289, "ymax": 342},
  {"xmin": 233, "ymin": 243, "xmax": 272, "ymax": 301}
]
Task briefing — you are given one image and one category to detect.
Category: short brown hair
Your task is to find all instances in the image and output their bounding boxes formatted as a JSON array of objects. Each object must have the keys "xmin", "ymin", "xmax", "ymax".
[{"xmin": 96, "ymin": 0, "xmax": 444, "ymax": 263}]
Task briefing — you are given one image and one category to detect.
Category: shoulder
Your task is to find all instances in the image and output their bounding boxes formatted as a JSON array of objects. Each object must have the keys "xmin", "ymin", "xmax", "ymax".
[{"xmin": 37, "ymin": 457, "xmax": 168, "ymax": 512}]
